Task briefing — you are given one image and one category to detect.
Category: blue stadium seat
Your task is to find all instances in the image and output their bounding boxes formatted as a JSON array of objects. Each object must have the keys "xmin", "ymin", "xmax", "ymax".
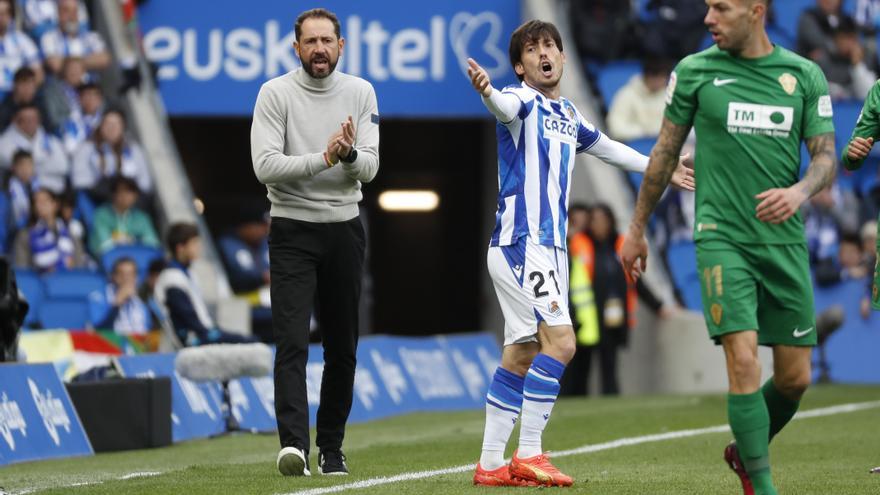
[
  {"xmin": 666, "ymin": 240, "xmax": 702, "ymax": 311},
  {"xmin": 772, "ymin": 0, "xmax": 815, "ymax": 40},
  {"xmin": 14, "ymin": 268, "xmax": 43, "ymax": 328},
  {"xmin": 625, "ymin": 138, "xmax": 656, "ymax": 191},
  {"xmin": 101, "ymin": 245, "xmax": 164, "ymax": 282},
  {"xmin": 596, "ymin": 61, "xmax": 642, "ymax": 108},
  {"xmin": 43, "ymin": 270, "xmax": 106, "ymax": 300},
  {"xmin": 38, "ymin": 298, "xmax": 91, "ymax": 329}
]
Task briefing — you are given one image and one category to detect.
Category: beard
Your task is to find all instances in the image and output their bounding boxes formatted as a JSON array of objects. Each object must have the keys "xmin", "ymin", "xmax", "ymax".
[{"xmin": 302, "ymin": 53, "xmax": 338, "ymax": 79}]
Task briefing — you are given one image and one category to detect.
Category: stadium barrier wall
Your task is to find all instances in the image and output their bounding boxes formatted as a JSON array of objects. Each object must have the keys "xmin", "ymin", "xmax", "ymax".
[
  {"xmin": 0, "ymin": 363, "xmax": 94, "ymax": 466},
  {"xmin": 1, "ymin": 332, "xmax": 501, "ymax": 462}
]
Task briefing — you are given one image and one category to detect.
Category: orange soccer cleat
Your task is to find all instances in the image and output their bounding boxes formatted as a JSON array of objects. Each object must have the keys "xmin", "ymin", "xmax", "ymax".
[
  {"xmin": 508, "ymin": 450, "xmax": 574, "ymax": 487},
  {"xmin": 473, "ymin": 463, "xmax": 540, "ymax": 487}
]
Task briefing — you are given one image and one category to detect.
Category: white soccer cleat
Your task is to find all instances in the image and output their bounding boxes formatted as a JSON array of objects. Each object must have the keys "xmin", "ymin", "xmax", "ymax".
[{"xmin": 277, "ymin": 446, "xmax": 311, "ymax": 476}]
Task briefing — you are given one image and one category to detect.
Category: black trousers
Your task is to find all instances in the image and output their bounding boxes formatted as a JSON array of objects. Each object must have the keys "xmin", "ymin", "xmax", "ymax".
[{"xmin": 270, "ymin": 216, "xmax": 365, "ymax": 452}]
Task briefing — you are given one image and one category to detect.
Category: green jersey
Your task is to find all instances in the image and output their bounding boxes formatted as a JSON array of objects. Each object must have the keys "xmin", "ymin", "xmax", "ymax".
[
  {"xmin": 840, "ymin": 80, "xmax": 880, "ymax": 310},
  {"xmin": 665, "ymin": 45, "xmax": 835, "ymax": 244}
]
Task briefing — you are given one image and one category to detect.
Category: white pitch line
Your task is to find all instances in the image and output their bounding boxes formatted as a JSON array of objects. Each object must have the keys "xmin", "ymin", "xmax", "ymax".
[
  {"xmin": 280, "ymin": 400, "xmax": 880, "ymax": 495},
  {"xmin": 12, "ymin": 470, "xmax": 163, "ymax": 495}
]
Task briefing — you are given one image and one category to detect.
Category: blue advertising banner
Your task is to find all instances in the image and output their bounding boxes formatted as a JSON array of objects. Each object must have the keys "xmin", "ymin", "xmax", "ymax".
[
  {"xmin": 138, "ymin": 0, "xmax": 520, "ymax": 116},
  {"xmin": 0, "ymin": 363, "xmax": 93, "ymax": 466},
  {"xmin": 115, "ymin": 353, "xmax": 226, "ymax": 442}
]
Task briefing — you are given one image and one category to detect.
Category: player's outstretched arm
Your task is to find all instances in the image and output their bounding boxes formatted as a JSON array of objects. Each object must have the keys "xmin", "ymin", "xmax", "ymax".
[
  {"xmin": 587, "ymin": 136, "xmax": 695, "ymax": 191},
  {"xmin": 620, "ymin": 117, "xmax": 691, "ymax": 281},
  {"xmin": 467, "ymin": 58, "xmax": 520, "ymax": 123},
  {"xmin": 755, "ymin": 132, "xmax": 836, "ymax": 224}
]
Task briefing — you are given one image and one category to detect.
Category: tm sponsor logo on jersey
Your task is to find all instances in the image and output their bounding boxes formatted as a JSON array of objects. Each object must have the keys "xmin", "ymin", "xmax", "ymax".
[
  {"xmin": 726, "ymin": 102, "xmax": 794, "ymax": 137},
  {"xmin": 542, "ymin": 114, "xmax": 577, "ymax": 144}
]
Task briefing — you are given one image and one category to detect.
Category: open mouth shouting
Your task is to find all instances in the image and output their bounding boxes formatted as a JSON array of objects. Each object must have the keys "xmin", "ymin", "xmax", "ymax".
[
  {"xmin": 540, "ymin": 60, "xmax": 553, "ymax": 78},
  {"xmin": 311, "ymin": 55, "xmax": 330, "ymax": 72}
]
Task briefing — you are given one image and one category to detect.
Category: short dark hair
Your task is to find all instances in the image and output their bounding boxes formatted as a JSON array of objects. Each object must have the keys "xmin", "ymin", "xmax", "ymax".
[
  {"xmin": 295, "ymin": 8, "xmax": 341, "ymax": 41},
  {"xmin": 11, "ymin": 149, "xmax": 32, "ymax": 166},
  {"xmin": 643, "ymin": 58, "xmax": 672, "ymax": 77},
  {"xmin": 840, "ymin": 231, "xmax": 862, "ymax": 248},
  {"xmin": 13, "ymin": 67, "xmax": 35, "ymax": 84},
  {"xmin": 112, "ymin": 256, "xmax": 137, "ymax": 274},
  {"xmin": 166, "ymin": 222, "xmax": 200, "ymax": 255},
  {"xmin": 148, "ymin": 258, "xmax": 167, "ymax": 276},
  {"xmin": 77, "ymin": 82, "xmax": 101, "ymax": 95},
  {"xmin": 509, "ymin": 20, "xmax": 563, "ymax": 82},
  {"xmin": 569, "ymin": 202, "xmax": 590, "ymax": 215},
  {"xmin": 14, "ymin": 102, "xmax": 39, "ymax": 117},
  {"xmin": 110, "ymin": 175, "xmax": 140, "ymax": 195}
]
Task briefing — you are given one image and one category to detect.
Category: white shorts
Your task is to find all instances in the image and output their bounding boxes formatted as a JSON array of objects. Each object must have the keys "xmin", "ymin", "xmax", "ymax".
[{"xmin": 487, "ymin": 237, "xmax": 571, "ymax": 346}]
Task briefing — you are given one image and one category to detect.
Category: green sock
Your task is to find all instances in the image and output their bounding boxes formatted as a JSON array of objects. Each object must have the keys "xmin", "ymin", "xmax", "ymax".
[
  {"xmin": 728, "ymin": 391, "xmax": 777, "ymax": 495},
  {"xmin": 762, "ymin": 378, "xmax": 800, "ymax": 442}
]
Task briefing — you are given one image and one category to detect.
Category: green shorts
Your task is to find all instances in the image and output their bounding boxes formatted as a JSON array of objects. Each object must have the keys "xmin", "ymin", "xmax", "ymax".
[{"xmin": 695, "ymin": 239, "xmax": 816, "ymax": 346}]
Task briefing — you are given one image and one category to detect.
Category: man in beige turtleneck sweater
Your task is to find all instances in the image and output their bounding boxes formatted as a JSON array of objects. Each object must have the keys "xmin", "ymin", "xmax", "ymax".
[{"xmin": 251, "ymin": 7, "xmax": 379, "ymax": 479}]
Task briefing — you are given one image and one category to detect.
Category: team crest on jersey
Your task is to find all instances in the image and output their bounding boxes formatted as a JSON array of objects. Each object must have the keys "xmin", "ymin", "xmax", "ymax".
[
  {"xmin": 778, "ymin": 73, "xmax": 797, "ymax": 95},
  {"xmin": 565, "ymin": 105, "xmax": 576, "ymax": 121},
  {"xmin": 549, "ymin": 301, "xmax": 563, "ymax": 317},
  {"xmin": 710, "ymin": 303, "xmax": 723, "ymax": 325}
]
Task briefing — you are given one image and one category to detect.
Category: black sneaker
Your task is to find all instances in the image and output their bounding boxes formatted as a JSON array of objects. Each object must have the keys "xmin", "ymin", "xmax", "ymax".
[{"xmin": 319, "ymin": 450, "xmax": 349, "ymax": 475}]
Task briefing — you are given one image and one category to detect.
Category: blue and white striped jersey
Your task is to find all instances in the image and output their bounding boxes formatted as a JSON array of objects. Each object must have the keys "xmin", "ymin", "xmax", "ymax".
[{"xmin": 490, "ymin": 82, "xmax": 601, "ymax": 249}]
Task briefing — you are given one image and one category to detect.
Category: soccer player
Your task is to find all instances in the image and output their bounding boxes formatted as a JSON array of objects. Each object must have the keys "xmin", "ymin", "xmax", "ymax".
[
  {"xmin": 620, "ymin": 1, "xmax": 837, "ymax": 494},
  {"xmin": 467, "ymin": 20, "xmax": 694, "ymax": 487},
  {"xmin": 841, "ymin": 84, "xmax": 880, "ymax": 312}
]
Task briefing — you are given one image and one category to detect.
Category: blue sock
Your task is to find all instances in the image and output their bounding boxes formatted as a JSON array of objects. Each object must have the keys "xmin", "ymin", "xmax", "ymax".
[
  {"xmin": 479, "ymin": 367, "xmax": 524, "ymax": 470},
  {"xmin": 518, "ymin": 354, "xmax": 564, "ymax": 458}
]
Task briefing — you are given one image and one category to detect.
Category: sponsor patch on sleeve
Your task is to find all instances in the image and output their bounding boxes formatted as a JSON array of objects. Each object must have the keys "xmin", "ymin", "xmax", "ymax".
[
  {"xmin": 665, "ymin": 71, "xmax": 678, "ymax": 106},
  {"xmin": 818, "ymin": 95, "xmax": 833, "ymax": 117}
]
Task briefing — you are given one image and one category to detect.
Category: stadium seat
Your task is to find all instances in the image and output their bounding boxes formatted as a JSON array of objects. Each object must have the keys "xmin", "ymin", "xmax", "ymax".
[
  {"xmin": 43, "ymin": 270, "xmax": 106, "ymax": 300},
  {"xmin": 666, "ymin": 241, "xmax": 702, "ymax": 311},
  {"xmin": 101, "ymin": 245, "xmax": 164, "ymax": 282},
  {"xmin": 772, "ymin": 0, "xmax": 815, "ymax": 40},
  {"xmin": 14, "ymin": 268, "xmax": 44, "ymax": 328},
  {"xmin": 596, "ymin": 61, "xmax": 641, "ymax": 108},
  {"xmin": 38, "ymin": 297, "xmax": 91, "ymax": 329}
]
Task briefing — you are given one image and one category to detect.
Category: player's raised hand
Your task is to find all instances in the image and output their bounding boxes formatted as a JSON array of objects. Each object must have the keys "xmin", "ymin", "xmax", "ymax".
[
  {"xmin": 670, "ymin": 153, "xmax": 696, "ymax": 191},
  {"xmin": 620, "ymin": 229, "xmax": 649, "ymax": 283},
  {"xmin": 847, "ymin": 136, "xmax": 874, "ymax": 162},
  {"xmin": 755, "ymin": 186, "xmax": 808, "ymax": 224},
  {"xmin": 467, "ymin": 58, "xmax": 492, "ymax": 97}
]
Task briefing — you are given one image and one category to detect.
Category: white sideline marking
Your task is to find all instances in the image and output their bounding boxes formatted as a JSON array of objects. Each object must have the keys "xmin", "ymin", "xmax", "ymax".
[
  {"xmin": 281, "ymin": 400, "xmax": 880, "ymax": 495},
  {"xmin": 13, "ymin": 471, "xmax": 162, "ymax": 494}
]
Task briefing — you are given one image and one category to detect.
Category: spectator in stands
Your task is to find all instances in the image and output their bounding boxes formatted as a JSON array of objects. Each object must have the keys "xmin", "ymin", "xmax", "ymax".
[
  {"xmin": 569, "ymin": 0, "xmax": 638, "ymax": 62},
  {"xmin": 840, "ymin": 232, "xmax": 868, "ymax": 279},
  {"xmin": 140, "ymin": 257, "xmax": 165, "ymax": 305},
  {"xmin": 565, "ymin": 203, "xmax": 668, "ymax": 396},
  {"xmin": 0, "ymin": 68, "xmax": 50, "ymax": 131},
  {"xmin": 798, "ymin": 0, "xmax": 847, "ymax": 60},
  {"xmin": 40, "ymin": 0, "xmax": 110, "ymax": 75},
  {"xmin": 0, "ymin": 0, "xmax": 43, "ymax": 98},
  {"xmin": 88, "ymin": 176, "xmax": 159, "ymax": 256},
  {"xmin": 59, "ymin": 190, "xmax": 85, "ymax": 247},
  {"xmin": 71, "ymin": 108, "xmax": 152, "ymax": 201},
  {"xmin": 641, "ymin": 0, "xmax": 708, "ymax": 59},
  {"xmin": 568, "ymin": 203, "xmax": 590, "ymax": 239},
  {"xmin": 12, "ymin": 187, "xmax": 86, "ymax": 272},
  {"xmin": 154, "ymin": 222, "xmax": 254, "ymax": 346},
  {"xmin": 0, "ymin": 104, "xmax": 69, "ymax": 192},
  {"xmin": 22, "ymin": 0, "xmax": 90, "ymax": 40},
  {"xmin": 818, "ymin": 17, "xmax": 878, "ymax": 99},
  {"xmin": 41, "ymin": 57, "xmax": 88, "ymax": 134},
  {"xmin": 218, "ymin": 209, "xmax": 273, "ymax": 342},
  {"xmin": 803, "ymin": 183, "xmax": 861, "ymax": 266},
  {"xmin": 88, "ymin": 257, "xmax": 152, "ymax": 335},
  {"xmin": 606, "ymin": 59, "xmax": 671, "ymax": 141},
  {"xmin": 7, "ymin": 149, "xmax": 37, "ymax": 230},
  {"xmin": 61, "ymin": 82, "xmax": 103, "ymax": 155}
]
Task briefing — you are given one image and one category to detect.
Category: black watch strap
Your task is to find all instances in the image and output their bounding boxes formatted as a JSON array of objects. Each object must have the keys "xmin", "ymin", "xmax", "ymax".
[{"xmin": 341, "ymin": 148, "xmax": 358, "ymax": 164}]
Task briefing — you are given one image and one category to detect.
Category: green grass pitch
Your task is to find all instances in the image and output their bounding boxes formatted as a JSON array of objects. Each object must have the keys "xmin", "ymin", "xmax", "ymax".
[{"xmin": 2, "ymin": 385, "xmax": 879, "ymax": 494}]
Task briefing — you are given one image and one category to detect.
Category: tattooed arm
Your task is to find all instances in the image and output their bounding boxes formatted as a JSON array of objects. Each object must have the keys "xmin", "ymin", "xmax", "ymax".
[
  {"xmin": 755, "ymin": 132, "xmax": 836, "ymax": 224},
  {"xmin": 620, "ymin": 117, "xmax": 692, "ymax": 281}
]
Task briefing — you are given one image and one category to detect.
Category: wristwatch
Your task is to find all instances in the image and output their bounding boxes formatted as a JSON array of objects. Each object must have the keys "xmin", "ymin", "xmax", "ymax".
[{"xmin": 341, "ymin": 148, "xmax": 358, "ymax": 164}]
